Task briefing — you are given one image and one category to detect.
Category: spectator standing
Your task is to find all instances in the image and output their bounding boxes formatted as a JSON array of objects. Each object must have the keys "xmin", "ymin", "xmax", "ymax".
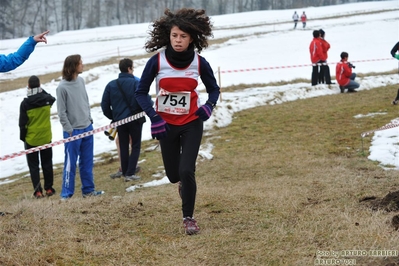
[
  {"xmin": 19, "ymin": 75, "xmax": 56, "ymax": 198},
  {"xmin": 301, "ymin": 11, "xmax": 307, "ymax": 28},
  {"xmin": 309, "ymin": 30, "xmax": 325, "ymax": 86},
  {"xmin": 108, "ymin": 134, "xmax": 141, "ymax": 179},
  {"xmin": 318, "ymin": 29, "xmax": 334, "ymax": 84},
  {"xmin": 101, "ymin": 58, "xmax": 146, "ymax": 182},
  {"xmin": 390, "ymin": 41, "xmax": 399, "ymax": 104},
  {"xmin": 1, "ymin": 31, "xmax": 49, "ymax": 214},
  {"xmin": 135, "ymin": 8, "xmax": 220, "ymax": 235},
  {"xmin": 0, "ymin": 30, "xmax": 49, "ymax": 72},
  {"xmin": 336, "ymin": 52, "xmax": 359, "ymax": 93},
  {"xmin": 56, "ymin": 54, "xmax": 104, "ymax": 199},
  {"xmin": 292, "ymin": 11, "xmax": 299, "ymax": 29}
]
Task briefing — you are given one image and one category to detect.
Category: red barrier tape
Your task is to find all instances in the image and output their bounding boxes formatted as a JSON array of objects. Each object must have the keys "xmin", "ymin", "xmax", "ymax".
[
  {"xmin": 361, "ymin": 122, "xmax": 399, "ymax": 138},
  {"xmin": 220, "ymin": 58, "xmax": 393, "ymax": 74},
  {"xmin": 0, "ymin": 111, "xmax": 146, "ymax": 161}
]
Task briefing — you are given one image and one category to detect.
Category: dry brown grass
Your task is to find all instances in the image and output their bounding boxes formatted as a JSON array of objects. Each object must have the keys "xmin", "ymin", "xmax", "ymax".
[
  {"xmin": 1, "ymin": 8, "xmax": 399, "ymax": 262},
  {"xmin": 1, "ymin": 79, "xmax": 399, "ymax": 265}
]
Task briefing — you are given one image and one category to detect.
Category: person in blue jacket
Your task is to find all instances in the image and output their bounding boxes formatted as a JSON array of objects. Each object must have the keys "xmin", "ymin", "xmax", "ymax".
[
  {"xmin": 101, "ymin": 58, "xmax": 146, "ymax": 182},
  {"xmin": 0, "ymin": 30, "xmax": 49, "ymax": 72}
]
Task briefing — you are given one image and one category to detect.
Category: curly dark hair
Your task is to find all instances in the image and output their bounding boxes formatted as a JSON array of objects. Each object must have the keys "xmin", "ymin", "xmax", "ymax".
[{"xmin": 145, "ymin": 8, "xmax": 213, "ymax": 54}]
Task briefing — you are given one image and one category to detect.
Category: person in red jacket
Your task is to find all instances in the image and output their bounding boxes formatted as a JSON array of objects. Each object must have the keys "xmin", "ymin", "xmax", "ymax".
[
  {"xmin": 318, "ymin": 29, "xmax": 334, "ymax": 84},
  {"xmin": 309, "ymin": 30, "xmax": 325, "ymax": 86},
  {"xmin": 301, "ymin": 11, "xmax": 307, "ymax": 29},
  {"xmin": 335, "ymin": 52, "xmax": 359, "ymax": 93}
]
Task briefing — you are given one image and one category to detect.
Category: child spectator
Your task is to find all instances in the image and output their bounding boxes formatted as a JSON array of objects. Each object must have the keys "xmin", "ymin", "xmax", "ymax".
[{"xmin": 19, "ymin": 75, "xmax": 56, "ymax": 198}]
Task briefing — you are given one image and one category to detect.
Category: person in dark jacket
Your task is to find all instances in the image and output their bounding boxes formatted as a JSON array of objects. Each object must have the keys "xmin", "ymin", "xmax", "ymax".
[
  {"xmin": 19, "ymin": 75, "xmax": 56, "ymax": 198},
  {"xmin": 2, "ymin": 31, "xmax": 49, "ymax": 211},
  {"xmin": 390, "ymin": 41, "xmax": 399, "ymax": 105},
  {"xmin": 101, "ymin": 58, "xmax": 146, "ymax": 181}
]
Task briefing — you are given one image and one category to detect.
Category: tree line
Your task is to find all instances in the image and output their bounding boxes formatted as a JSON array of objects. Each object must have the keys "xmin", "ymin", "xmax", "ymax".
[{"xmin": 0, "ymin": 0, "xmax": 380, "ymax": 39}]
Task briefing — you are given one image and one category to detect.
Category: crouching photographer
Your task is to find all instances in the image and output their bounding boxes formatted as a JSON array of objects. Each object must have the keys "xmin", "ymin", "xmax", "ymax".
[{"xmin": 335, "ymin": 51, "xmax": 360, "ymax": 93}]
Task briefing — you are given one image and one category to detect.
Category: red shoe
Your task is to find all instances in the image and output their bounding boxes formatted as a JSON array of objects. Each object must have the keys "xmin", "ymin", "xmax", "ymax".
[
  {"xmin": 45, "ymin": 188, "xmax": 55, "ymax": 197},
  {"xmin": 183, "ymin": 217, "xmax": 200, "ymax": 235},
  {"xmin": 34, "ymin": 191, "xmax": 44, "ymax": 199}
]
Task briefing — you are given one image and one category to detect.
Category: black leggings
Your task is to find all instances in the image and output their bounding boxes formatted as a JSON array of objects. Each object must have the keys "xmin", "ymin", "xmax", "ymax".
[{"xmin": 160, "ymin": 118, "xmax": 203, "ymax": 218}]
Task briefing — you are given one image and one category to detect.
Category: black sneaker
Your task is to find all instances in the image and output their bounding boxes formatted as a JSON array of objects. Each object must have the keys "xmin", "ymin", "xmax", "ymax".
[
  {"xmin": 109, "ymin": 170, "xmax": 123, "ymax": 179},
  {"xmin": 392, "ymin": 100, "xmax": 398, "ymax": 105},
  {"xmin": 347, "ymin": 89, "xmax": 357, "ymax": 93},
  {"xmin": 339, "ymin": 86, "xmax": 345, "ymax": 93}
]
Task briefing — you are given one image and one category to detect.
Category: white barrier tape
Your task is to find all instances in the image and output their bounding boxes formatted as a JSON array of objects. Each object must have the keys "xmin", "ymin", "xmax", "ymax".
[
  {"xmin": 0, "ymin": 111, "xmax": 146, "ymax": 161},
  {"xmin": 361, "ymin": 122, "xmax": 399, "ymax": 138},
  {"xmin": 220, "ymin": 58, "xmax": 393, "ymax": 74}
]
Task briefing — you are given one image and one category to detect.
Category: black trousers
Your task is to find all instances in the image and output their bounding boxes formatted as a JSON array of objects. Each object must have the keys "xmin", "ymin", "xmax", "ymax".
[
  {"xmin": 25, "ymin": 142, "xmax": 54, "ymax": 193},
  {"xmin": 118, "ymin": 117, "xmax": 145, "ymax": 176},
  {"xmin": 318, "ymin": 64, "xmax": 332, "ymax": 84},
  {"xmin": 159, "ymin": 118, "xmax": 203, "ymax": 218},
  {"xmin": 311, "ymin": 65, "xmax": 319, "ymax": 85}
]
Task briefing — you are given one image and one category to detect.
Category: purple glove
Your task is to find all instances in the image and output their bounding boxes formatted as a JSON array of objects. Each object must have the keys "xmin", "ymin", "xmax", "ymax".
[
  {"xmin": 150, "ymin": 115, "xmax": 169, "ymax": 140},
  {"xmin": 195, "ymin": 103, "xmax": 213, "ymax": 121}
]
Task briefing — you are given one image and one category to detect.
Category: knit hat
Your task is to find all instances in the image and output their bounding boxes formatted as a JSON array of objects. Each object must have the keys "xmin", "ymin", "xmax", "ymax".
[
  {"xmin": 319, "ymin": 29, "xmax": 325, "ymax": 37},
  {"xmin": 28, "ymin": 75, "xmax": 40, "ymax": 88}
]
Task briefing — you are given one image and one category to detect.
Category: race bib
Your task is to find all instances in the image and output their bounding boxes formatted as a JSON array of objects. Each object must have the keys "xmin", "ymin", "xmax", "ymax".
[{"xmin": 157, "ymin": 89, "xmax": 191, "ymax": 115}]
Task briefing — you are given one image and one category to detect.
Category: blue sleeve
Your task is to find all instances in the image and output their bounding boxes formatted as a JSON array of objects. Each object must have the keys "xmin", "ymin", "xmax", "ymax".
[
  {"xmin": 199, "ymin": 56, "xmax": 220, "ymax": 105},
  {"xmin": 101, "ymin": 83, "xmax": 113, "ymax": 121},
  {"xmin": 0, "ymin": 36, "xmax": 37, "ymax": 73},
  {"xmin": 135, "ymin": 54, "xmax": 159, "ymax": 118}
]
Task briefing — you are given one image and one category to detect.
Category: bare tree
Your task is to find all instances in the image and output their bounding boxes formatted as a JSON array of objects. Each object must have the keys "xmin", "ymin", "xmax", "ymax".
[
  {"xmin": 0, "ymin": 0, "xmax": 381, "ymax": 39},
  {"xmin": 30, "ymin": 0, "xmax": 43, "ymax": 35}
]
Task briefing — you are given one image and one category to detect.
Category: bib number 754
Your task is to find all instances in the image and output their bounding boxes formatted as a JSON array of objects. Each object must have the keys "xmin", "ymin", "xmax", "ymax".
[{"xmin": 157, "ymin": 91, "xmax": 191, "ymax": 115}]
